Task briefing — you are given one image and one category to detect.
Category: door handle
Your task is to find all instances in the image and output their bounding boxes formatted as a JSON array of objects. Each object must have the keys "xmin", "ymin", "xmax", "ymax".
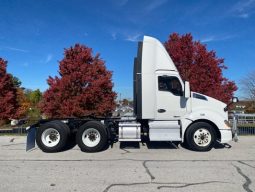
[{"xmin": 158, "ymin": 109, "xmax": 166, "ymax": 113}]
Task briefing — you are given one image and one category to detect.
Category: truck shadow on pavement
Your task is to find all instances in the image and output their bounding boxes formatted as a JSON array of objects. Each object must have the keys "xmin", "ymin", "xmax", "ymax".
[
  {"xmin": 213, "ymin": 142, "xmax": 232, "ymax": 149},
  {"xmin": 146, "ymin": 141, "xmax": 179, "ymax": 149},
  {"xmin": 60, "ymin": 140, "xmax": 232, "ymax": 153},
  {"xmin": 178, "ymin": 142, "xmax": 232, "ymax": 150},
  {"xmin": 120, "ymin": 142, "xmax": 140, "ymax": 150},
  {"xmin": 119, "ymin": 141, "xmax": 179, "ymax": 150}
]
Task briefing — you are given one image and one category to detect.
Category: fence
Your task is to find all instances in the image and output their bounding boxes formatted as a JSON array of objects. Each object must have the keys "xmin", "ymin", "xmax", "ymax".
[
  {"xmin": 230, "ymin": 113, "xmax": 255, "ymax": 135},
  {"xmin": 0, "ymin": 127, "xmax": 27, "ymax": 135},
  {"xmin": 0, "ymin": 119, "xmax": 38, "ymax": 135}
]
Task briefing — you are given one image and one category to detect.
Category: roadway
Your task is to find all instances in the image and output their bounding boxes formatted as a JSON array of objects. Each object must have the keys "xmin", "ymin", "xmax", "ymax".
[{"xmin": 0, "ymin": 136, "xmax": 254, "ymax": 192}]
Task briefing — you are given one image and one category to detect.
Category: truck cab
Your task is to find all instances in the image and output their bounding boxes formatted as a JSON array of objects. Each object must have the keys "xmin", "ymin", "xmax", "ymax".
[
  {"xmin": 132, "ymin": 36, "xmax": 233, "ymax": 150},
  {"xmin": 27, "ymin": 36, "xmax": 235, "ymax": 153}
]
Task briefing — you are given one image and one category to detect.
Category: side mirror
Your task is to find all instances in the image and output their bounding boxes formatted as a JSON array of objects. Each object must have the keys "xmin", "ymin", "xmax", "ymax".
[
  {"xmin": 184, "ymin": 81, "xmax": 190, "ymax": 98},
  {"xmin": 224, "ymin": 97, "xmax": 239, "ymax": 112},
  {"xmin": 232, "ymin": 97, "xmax": 239, "ymax": 103}
]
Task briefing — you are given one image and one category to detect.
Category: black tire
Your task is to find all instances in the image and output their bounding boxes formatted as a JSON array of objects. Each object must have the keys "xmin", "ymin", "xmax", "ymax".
[
  {"xmin": 36, "ymin": 121, "xmax": 70, "ymax": 153},
  {"xmin": 63, "ymin": 132, "xmax": 77, "ymax": 151},
  {"xmin": 76, "ymin": 121, "xmax": 108, "ymax": 153},
  {"xmin": 185, "ymin": 122, "xmax": 216, "ymax": 152}
]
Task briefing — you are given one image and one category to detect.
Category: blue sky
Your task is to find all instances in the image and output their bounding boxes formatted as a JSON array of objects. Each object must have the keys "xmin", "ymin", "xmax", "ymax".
[{"xmin": 0, "ymin": 0, "xmax": 255, "ymax": 99}]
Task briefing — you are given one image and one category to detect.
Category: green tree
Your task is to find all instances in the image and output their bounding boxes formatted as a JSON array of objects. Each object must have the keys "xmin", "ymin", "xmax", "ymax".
[
  {"xmin": 30, "ymin": 89, "xmax": 42, "ymax": 106},
  {"xmin": 10, "ymin": 75, "xmax": 22, "ymax": 88},
  {"xmin": 25, "ymin": 89, "xmax": 43, "ymax": 106},
  {"xmin": 21, "ymin": 89, "xmax": 43, "ymax": 122}
]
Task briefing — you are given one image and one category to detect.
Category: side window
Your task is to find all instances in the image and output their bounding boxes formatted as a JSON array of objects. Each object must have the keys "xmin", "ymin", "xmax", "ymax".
[{"xmin": 158, "ymin": 76, "xmax": 183, "ymax": 96}]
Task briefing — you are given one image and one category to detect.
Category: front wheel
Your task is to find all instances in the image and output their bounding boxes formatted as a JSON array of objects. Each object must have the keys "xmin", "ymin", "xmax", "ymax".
[
  {"xmin": 76, "ymin": 121, "xmax": 108, "ymax": 152},
  {"xmin": 185, "ymin": 122, "xmax": 216, "ymax": 151}
]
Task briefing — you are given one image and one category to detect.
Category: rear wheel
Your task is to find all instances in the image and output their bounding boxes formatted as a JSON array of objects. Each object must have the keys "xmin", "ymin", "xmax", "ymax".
[
  {"xmin": 76, "ymin": 121, "xmax": 108, "ymax": 152},
  {"xmin": 185, "ymin": 122, "xmax": 216, "ymax": 151},
  {"xmin": 36, "ymin": 121, "xmax": 70, "ymax": 153}
]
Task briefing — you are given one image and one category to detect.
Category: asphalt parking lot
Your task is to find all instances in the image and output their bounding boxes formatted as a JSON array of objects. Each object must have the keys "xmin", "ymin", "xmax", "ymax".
[{"xmin": 0, "ymin": 136, "xmax": 254, "ymax": 192}]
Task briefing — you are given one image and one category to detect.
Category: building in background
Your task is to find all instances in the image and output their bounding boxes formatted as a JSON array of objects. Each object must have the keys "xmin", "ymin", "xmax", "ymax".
[
  {"xmin": 230, "ymin": 100, "xmax": 255, "ymax": 114},
  {"xmin": 113, "ymin": 99, "xmax": 134, "ymax": 117}
]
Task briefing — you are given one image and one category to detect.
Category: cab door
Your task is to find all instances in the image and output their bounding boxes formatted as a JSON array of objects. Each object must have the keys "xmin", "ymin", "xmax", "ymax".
[{"xmin": 156, "ymin": 74, "xmax": 187, "ymax": 120}]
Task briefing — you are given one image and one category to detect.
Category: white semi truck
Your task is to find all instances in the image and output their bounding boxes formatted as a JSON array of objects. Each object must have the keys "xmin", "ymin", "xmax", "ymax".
[{"xmin": 26, "ymin": 36, "xmax": 238, "ymax": 152}]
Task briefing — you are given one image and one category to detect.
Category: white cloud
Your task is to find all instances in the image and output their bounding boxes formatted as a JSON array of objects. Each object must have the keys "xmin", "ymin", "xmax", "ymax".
[
  {"xmin": 111, "ymin": 32, "xmax": 117, "ymax": 40},
  {"xmin": 231, "ymin": 0, "xmax": 255, "ymax": 18},
  {"xmin": 145, "ymin": 0, "xmax": 168, "ymax": 11},
  {"xmin": 111, "ymin": 0, "xmax": 128, "ymax": 7},
  {"xmin": 239, "ymin": 13, "xmax": 249, "ymax": 18},
  {"xmin": 125, "ymin": 33, "xmax": 142, "ymax": 42},
  {"xmin": 200, "ymin": 34, "xmax": 235, "ymax": 43},
  {"xmin": 200, "ymin": 36, "xmax": 216, "ymax": 43},
  {"xmin": 22, "ymin": 62, "xmax": 29, "ymax": 67},
  {"xmin": 3, "ymin": 46, "xmax": 29, "ymax": 53},
  {"xmin": 45, "ymin": 54, "xmax": 53, "ymax": 63},
  {"xmin": 234, "ymin": 0, "xmax": 255, "ymax": 12}
]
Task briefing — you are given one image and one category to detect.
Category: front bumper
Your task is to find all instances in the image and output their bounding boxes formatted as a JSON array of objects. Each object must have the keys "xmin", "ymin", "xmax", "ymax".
[
  {"xmin": 219, "ymin": 126, "xmax": 238, "ymax": 143},
  {"xmin": 220, "ymin": 129, "xmax": 233, "ymax": 143}
]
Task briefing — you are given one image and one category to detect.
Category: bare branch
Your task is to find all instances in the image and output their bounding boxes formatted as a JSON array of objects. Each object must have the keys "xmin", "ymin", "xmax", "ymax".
[{"xmin": 240, "ymin": 70, "xmax": 255, "ymax": 100}]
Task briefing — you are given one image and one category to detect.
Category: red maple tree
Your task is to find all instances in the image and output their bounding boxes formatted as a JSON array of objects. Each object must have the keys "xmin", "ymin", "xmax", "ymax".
[
  {"xmin": 165, "ymin": 33, "xmax": 237, "ymax": 103},
  {"xmin": 0, "ymin": 58, "xmax": 19, "ymax": 122},
  {"xmin": 40, "ymin": 44, "xmax": 116, "ymax": 118}
]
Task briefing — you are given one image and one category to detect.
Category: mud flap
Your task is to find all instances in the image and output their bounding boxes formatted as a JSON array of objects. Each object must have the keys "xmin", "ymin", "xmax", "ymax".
[{"xmin": 26, "ymin": 126, "xmax": 37, "ymax": 151}]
